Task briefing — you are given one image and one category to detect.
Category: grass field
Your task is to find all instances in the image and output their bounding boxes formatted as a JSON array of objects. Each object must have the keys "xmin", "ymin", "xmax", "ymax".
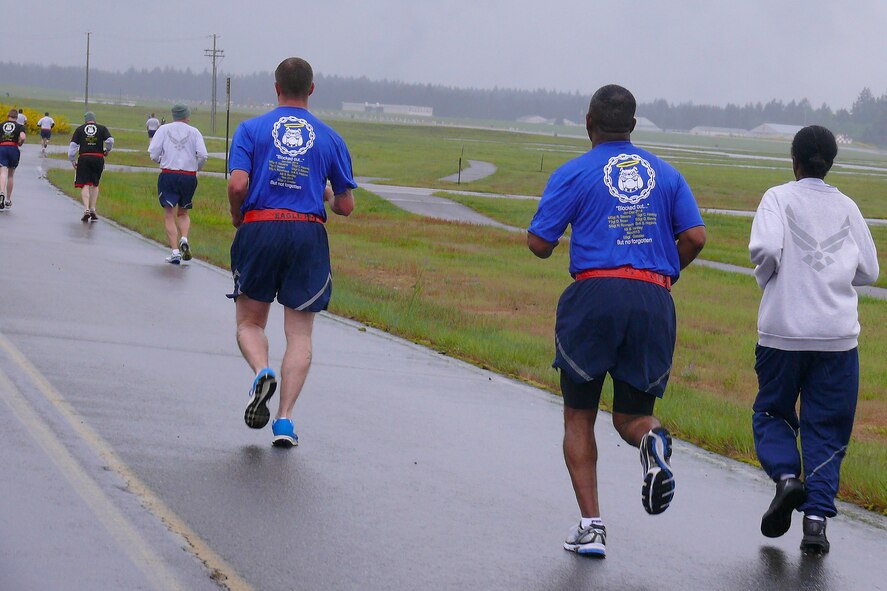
[{"xmin": 26, "ymin": 86, "xmax": 887, "ymax": 514}]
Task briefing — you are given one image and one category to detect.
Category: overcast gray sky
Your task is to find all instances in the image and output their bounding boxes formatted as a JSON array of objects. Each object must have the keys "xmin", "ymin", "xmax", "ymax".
[{"xmin": 9, "ymin": 0, "xmax": 887, "ymax": 109}]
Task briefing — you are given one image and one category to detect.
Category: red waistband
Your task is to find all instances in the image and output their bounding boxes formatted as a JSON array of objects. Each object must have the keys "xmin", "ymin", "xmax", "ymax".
[
  {"xmin": 79, "ymin": 152, "xmax": 104, "ymax": 158},
  {"xmin": 242, "ymin": 209, "xmax": 324, "ymax": 224},
  {"xmin": 0, "ymin": 141, "xmax": 18, "ymax": 146},
  {"xmin": 575, "ymin": 266, "xmax": 671, "ymax": 291},
  {"xmin": 161, "ymin": 169, "xmax": 197, "ymax": 175}
]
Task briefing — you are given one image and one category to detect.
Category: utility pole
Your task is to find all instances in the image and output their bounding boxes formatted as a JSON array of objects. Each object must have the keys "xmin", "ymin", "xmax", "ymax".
[
  {"xmin": 84, "ymin": 32, "xmax": 91, "ymax": 108},
  {"xmin": 204, "ymin": 34, "xmax": 224, "ymax": 134},
  {"xmin": 225, "ymin": 77, "xmax": 231, "ymax": 179}
]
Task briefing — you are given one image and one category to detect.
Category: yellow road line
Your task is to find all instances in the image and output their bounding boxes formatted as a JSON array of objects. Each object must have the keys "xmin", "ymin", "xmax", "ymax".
[{"xmin": 0, "ymin": 332, "xmax": 254, "ymax": 591}]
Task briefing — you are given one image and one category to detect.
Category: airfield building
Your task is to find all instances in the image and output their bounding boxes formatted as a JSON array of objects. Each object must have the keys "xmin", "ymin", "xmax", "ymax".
[{"xmin": 750, "ymin": 123, "xmax": 804, "ymax": 139}]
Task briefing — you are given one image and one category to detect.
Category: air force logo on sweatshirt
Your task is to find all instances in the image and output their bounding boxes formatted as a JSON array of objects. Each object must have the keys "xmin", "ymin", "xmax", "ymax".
[{"xmin": 786, "ymin": 204, "xmax": 851, "ymax": 272}]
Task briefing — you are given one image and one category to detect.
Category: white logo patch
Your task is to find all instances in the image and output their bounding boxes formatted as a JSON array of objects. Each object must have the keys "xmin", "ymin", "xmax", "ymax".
[
  {"xmin": 272, "ymin": 116, "xmax": 315, "ymax": 157},
  {"xmin": 2, "ymin": 122, "xmax": 15, "ymax": 134},
  {"xmin": 84, "ymin": 124, "xmax": 98, "ymax": 136},
  {"xmin": 603, "ymin": 153, "xmax": 656, "ymax": 204}
]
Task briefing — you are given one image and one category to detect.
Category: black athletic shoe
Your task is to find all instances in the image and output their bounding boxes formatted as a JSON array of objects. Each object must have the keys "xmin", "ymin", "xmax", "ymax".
[
  {"xmin": 179, "ymin": 239, "xmax": 192, "ymax": 261},
  {"xmin": 244, "ymin": 368, "xmax": 278, "ymax": 429},
  {"xmin": 0, "ymin": 193, "xmax": 5, "ymax": 210},
  {"xmin": 800, "ymin": 516, "xmax": 830, "ymax": 555},
  {"xmin": 761, "ymin": 477, "xmax": 805, "ymax": 538},
  {"xmin": 640, "ymin": 427, "xmax": 675, "ymax": 515},
  {"xmin": 90, "ymin": 210, "xmax": 98, "ymax": 221},
  {"xmin": 81, "ymin": 210, "xmax": 91, "ymax": 222}
]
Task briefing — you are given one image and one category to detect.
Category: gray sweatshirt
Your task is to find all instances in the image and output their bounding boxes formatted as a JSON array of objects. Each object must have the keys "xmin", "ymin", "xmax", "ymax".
[{"xmin": 749, "ymin": 178, "xmax": 879, "ymax": 351}]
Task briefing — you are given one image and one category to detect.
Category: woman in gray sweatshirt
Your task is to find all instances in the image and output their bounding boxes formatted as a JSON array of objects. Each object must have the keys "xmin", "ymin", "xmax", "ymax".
[{"xmin": 748, "ymin": 125, "xmax": 879, "ymax": 555}]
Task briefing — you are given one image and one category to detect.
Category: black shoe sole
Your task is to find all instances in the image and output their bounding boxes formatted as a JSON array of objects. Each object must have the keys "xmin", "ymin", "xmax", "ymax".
[
  {"xmin": 641, "ymin": 430, "xmax": 675, "ymax": 515},
  {"xmin": 761, "ymin": 485, "xmax": 805, "ymax": 538},
  {"xmin": 800, "ymin": 540, "xmax": 830, "ymax": 555},
  {"xmin": 272, "ymin": 436, "xmax": 297, "ymax": 448},
  {"xmin": 180, "ymin": 242, "xmax": 192, "ymax": 261},
  {"xmin": 244, "ymin": 374, "xmax": 277, "ymax": 429}
]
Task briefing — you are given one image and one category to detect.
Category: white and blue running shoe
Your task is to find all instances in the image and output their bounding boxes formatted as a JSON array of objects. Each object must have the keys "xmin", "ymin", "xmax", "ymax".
[
  {"xmin": 244, "ymin": 368, "xmax": 277, "ymax": 429},
  {"xmin": 271, "ymin": 418, "xmax": 298, "ymax": 448},
  {"xmin": 640, "ymin": 427, "xmax": 675, "ymax": 515},
  {"xmin": 564, "ymin": 522, "xmax": 606, "ymax": 557}
]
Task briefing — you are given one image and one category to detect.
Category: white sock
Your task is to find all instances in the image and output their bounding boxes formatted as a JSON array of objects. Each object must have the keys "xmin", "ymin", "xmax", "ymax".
[
  {"xmin": 580, "ymin": 517, "xmax": 604, "ymax": 528},
  {"xmin": 180, "ymin": 236, "xmax": 188, "ymax": 243},
  {"xmin": 779, "ymin": 474, "xmax": 797, "ymax": 480},
  {"xmin": 806, "ymin": 515, "xmax": 825, "ymax": 522},
  {"xmin": 172, "ymin": 249, "xmax": 181, "ymax": 256}
]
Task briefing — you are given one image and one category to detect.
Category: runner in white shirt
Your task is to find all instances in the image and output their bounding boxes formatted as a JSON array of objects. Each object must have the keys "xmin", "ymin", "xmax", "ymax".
[
  {"xmin": 37, "ymin": 112, "xmax": 55, "ymax": 154},
  {"xmin": 147, "ymin": 103, "xmax": 208, "ymax": 264},
  {"xmin": 146, "ymin": 113, "xmax": 161, "ymax": 139},
  {"xmin": 15, "ymin": 109, "xmax": 26, "ymax": 127}
]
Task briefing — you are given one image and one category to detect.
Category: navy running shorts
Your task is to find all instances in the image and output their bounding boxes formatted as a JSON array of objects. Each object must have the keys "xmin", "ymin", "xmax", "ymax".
[
  {"xmin": 158, "ymin": 172, "xmax": 198, "ymax": 209},
  {"xmin": 0, "ymin": 145, "xmax": 20, "ymax": 168},
  {"xmin": 75, "ymin": 155, "xmax": 105, "ymax": 187},
  {"xmin": 554, "ymin": 277, "xmax": 676, "ymax": 400},
  {"xmin": 40, "ymin": 129, "xmax": 52, "ymax": 140},
  {"xmin": 228, "ymin": 219, "xmax": 332, "ymax": 311}
]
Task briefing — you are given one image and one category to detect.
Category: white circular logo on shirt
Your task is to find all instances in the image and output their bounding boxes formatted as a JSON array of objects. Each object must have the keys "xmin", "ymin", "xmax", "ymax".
[
  {"xmin": 2, "ymin": 122, "xmax": 15, "ymax": 134},
  {"xmin": 84, "ymin": 124, "xmax": 98, "ymax": 136},
  {"xmin": 603, "ymin": 153, "xmax": 656, "ymax": 204},
  {"xmin": 272, "ymin": 116, "xmax": 315, "ymax": 157}
]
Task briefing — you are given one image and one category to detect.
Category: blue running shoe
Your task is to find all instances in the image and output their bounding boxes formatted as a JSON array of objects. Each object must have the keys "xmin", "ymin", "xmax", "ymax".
[
  {"xmin": 244, "ymin": 368, "xmax": 277, "ymax": 429},
  {"xmin": 640, "ymin": 427, "xmax": 675, "ymax": 515},
  {"xmin": 271, "ymin": 418, "xmax": 298, "ymax": 448}
]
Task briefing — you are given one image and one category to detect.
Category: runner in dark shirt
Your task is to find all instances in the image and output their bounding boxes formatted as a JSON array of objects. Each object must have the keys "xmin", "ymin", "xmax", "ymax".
[
  {"xmin": 0, "ymin": 108, "xmax": 26, "ymax": 209},
  {"xmin": 68, "ymin": 112, "xmax": 114, "ymax": 221}
]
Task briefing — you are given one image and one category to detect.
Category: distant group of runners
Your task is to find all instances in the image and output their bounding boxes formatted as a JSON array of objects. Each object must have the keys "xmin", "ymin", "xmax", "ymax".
[{"xmin": 3, "ymin": 58, "xmax": 879, "ymax": 562}]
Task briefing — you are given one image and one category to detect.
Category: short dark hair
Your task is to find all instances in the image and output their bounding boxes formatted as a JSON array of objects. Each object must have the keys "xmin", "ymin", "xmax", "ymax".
[
  {"xmin": 588, "ymin": 85, "xmax": 636, "ymax": 133},
  {"xmin": 275, "ymin": 57, "xmax": 313, "ymax": 98},
  {"xmin": 791, "ymin": 125, "xmax": 837, "ymax": 178}
]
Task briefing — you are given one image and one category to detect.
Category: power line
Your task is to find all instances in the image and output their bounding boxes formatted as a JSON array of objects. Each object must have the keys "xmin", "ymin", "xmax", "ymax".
[{"xmin": 204, "ymin": 34, "xmax": 224, "ymax": 134}]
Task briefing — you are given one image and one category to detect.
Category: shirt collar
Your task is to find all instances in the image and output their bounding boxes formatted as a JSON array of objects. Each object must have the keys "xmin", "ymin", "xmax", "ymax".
[{"xmin": 797, "ymin": 177, "xmax": 827, "ymax": 185}]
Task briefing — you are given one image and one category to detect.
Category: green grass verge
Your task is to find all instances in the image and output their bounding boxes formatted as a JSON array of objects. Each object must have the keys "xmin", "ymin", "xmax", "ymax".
[{"xmin": 45, "ymin": 168, "xmax": 887, "ymax": 514}]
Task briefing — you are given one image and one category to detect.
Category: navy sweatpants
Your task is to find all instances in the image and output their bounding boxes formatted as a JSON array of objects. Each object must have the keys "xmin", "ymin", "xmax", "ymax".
[{"xmin": 752, "ymin": 345, "xmax": 859, "ymax": 518}]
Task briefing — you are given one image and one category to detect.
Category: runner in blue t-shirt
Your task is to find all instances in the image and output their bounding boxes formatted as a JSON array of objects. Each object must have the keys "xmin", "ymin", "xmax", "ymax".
[
  {"xmin": 528, "ymin": 85, "xmax": 706, "ymax": 557},
  {"xmin": 227, "ymin": 57, "xmax": 357, "ymax": 447}
]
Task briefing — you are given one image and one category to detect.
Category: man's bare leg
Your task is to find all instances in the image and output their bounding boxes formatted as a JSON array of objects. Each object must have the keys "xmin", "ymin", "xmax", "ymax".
[
  {"xmin": 563, "ymin": 407, "xmax": 601, "ymax": 517},
  {"xmin": 89, "ymin": 186, "xmax": 100, "ymax": 211},
  {"xmin": 612, "ymin": 412, "xmax": 661, "ymax": 446},
  {"xmin": 235, "ymin": 295, "xmax": 271, "ymax": 373},
  {"xmin": 176, "ymin": 209, "xmax": 191, "ymax": 243},
  {"xmin": 276, "ymin": 307, "xmax": 315, "ymax": 420},
  {"xmin": 163, "ymin": 207, "xmax": 179, "ymax": 249}
]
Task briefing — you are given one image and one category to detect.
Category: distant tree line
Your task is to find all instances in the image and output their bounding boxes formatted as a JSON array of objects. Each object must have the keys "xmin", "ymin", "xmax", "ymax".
[{"xmin": 4, "ymin": 61, "xmax": 887, "ymax": 145}]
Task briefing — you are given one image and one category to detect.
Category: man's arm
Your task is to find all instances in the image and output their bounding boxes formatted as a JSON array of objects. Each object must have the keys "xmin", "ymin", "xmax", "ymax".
[
  {"xmin": 676, "ymin": 225, "xmax": 706, "ymax": 269},
  {"xmin": 325, "ymin": 186, "xmax": 354, "ymax": 216},
  {"xmin": 17, "ymin": 131, "xmax": 25, "ymax": 146},
  {"xmin": 228, "ymin": 169, "xmax": 249, "ymax": 227},
  {"xmin": 527, "ymin": 231, "xmax": 559, "ymax": 259},
  {"xmin": 68, "ymin": 141, "xmax": 79, "ymax": 167},
  {"xmin": 195, "ymin": 132, "xmax": 209, "ymax": 171}
]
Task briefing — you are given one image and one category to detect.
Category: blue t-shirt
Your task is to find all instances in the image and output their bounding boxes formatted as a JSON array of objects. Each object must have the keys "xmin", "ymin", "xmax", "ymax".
[
  {"xmin": 528, "ymin": 140, "xmax": 703, "ymax": 280},
  {"xmin": 228, "ymin": 106, "xmax": 357, "ymax": 220}
]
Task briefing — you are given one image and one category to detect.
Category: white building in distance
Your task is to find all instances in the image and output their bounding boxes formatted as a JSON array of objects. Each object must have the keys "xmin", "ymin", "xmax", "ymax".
[{"xmin": 750, "ymin": 123, "xmax": 804, "ymax": 139}]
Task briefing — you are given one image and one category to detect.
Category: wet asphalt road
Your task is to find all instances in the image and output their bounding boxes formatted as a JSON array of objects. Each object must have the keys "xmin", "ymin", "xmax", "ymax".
[{"xmin": 0, "ymin": 145, "xmax": 885, "ymax": 590}]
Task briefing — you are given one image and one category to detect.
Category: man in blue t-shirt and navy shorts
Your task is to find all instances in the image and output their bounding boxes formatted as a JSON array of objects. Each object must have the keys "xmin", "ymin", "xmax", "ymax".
[
  {"xmin": 227, "ymin": 57, "xmax": 356, "ymax": 448},
  {"xmin": 528, "ymin": 85, "xmax": 706, "ymax": 557}
]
